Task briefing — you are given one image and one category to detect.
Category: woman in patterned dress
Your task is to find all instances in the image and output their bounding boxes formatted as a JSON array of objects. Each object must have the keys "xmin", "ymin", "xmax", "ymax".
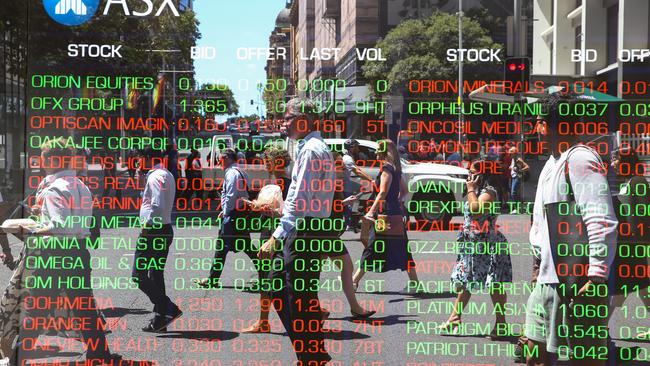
[{"xmin": 438, "ymin": 159, "xmax": 513, "ymax": 338}]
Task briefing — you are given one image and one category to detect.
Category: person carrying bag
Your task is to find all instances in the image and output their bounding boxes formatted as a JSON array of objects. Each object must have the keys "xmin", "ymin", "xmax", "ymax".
[{"xmin": 353, "ymin": 139, "xmax": 421, "ymax": 293}]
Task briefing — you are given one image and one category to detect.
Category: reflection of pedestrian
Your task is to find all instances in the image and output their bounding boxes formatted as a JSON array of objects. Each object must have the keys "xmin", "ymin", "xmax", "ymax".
[
  {"xmin": 534, "ymin": 117, "xmax": 548, "ymax": 136},
  {"xmin": 525, "ymin": 95, "xmax": 617, "ymax": 366},
  {"xmin": 353, "ymin": 139, "xmax": 420, "ymax": 293},
  {"xmin": 398, "ymin": 145, "xmax": 410, "ymax": 160},
  {"xmin": 101, "ymin": 148, "xmax": 121, "ymax": 199},
  {"xmin": 500, "ymin": 144, "xmax": 513, "ymax": 200},
  {"xmin": 326, "ymin": 152, "xmax": 376, "ymax": 318},
  {"xmin": 461, "ymin": 153, "xmax": 472, "ymax": 169},
  {"xmin": 258, "ymin": 98, "xmax": 333, "ymax": 365},
  {"xmin": 343, "ymin": 139, "xmax": 372, "ymax": 231},
  {"xmin": 509, "ymin": 147, "xmax": 529, "ymax": 213},
  {"xmin": 76, "ymin": 147, "xmax": 90, "ymax": 179},
  {"xmin": 429, "ymin": 139, "xmax": 444, "ymax": 161},
  {"xmin": 0, "ymin": 137, "xmax": 121, "ymax": 364},
  {"xmin": 236, "ymin": 149, "xmax": 246, "ymax": 164},
  {"xmin": 127, "ymin": 148, "xmax": 139, "ymax": 180},
  {"xmin": 184, "ymin": 149, "xmax": 203, "ymax": 200},
  {"xmin": 446, "ymin": 151, "xmax": 462, "ymax": 166},
  {"xmin": 197, "ymin": 148, "xmax": 255, "ymax": 289},
  {"xmin": 439, "ymin": 159, "xmax": 512, "ymax": 337},
  {"xmin": 134, "ymin": 147, "xmax": 182, "ymax": 332}
]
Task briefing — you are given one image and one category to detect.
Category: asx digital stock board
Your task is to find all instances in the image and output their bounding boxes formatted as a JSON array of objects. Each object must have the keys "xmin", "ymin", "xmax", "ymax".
[{"xmin": 1, "ymin": 0, "xmax": 650, "ymax": 365}]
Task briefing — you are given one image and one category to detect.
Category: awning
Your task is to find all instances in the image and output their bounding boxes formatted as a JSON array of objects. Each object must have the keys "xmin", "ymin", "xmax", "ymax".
[
  {"xmin": 470, "ymin": 84, "xmax": 624, "ymax": 104},
  {"xmin": 333, "ymin": 85, "xmax": 372, "ymax": 111},
  {"xmin": 524, "ymin": 85, "xmax": 623, "ymax": 103}
]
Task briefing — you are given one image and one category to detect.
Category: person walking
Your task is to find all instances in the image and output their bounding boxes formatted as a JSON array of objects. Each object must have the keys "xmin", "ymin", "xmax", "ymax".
[
  {"xmin": 258, "ymin": 97, "xmax": 334, "ymax": 365},
  {"xmin": 437, "ymin": 159, "xmax": 513, "ymax": 338},
  {"xmin": 524, "ymin": 95, "xmax": 617, "ymax": 366},
  {"xmin": 184, "ymin": 149, "xmax": 203, "ymax": 200},
  {"xmin": 0, "ymin": 138, "xmax": 122, "ymax": 365},
  {"xmin": 509, "ymin": 147, "xmax": 529, "ymax": 214},
  {"xmin": 325, "ymin": 152, "xmax": 377, "ymax": 318},
  {"xmin": 126, "ymin": 148, "xmax": 139, "ymax": 180},
  {"xmin": 352, "ymin": 139, "xmax": 421, "ymax": 294},
  {"xmin": 100, "ymin": 147, "xmax": 121, "ymax": 199},
  {"xmin": 133, "ymin": 147, "xmax": 182, "ymax": 332},
  {"xmin": 197, "ymin": 148, "xmax": 256, "ymax": 289},
  {"xmin": 342, "ymin": 139, "xmax": 373, "ymax": 231},
  {"xmin": 242, "ymin": 147, "xmax": 374, "ymax": 333}
]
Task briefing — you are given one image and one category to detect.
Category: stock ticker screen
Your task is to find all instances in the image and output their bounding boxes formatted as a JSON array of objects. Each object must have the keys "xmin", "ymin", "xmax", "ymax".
[{"xmin": 1, "ymin": 0, "xmax": 650, "ymax": 365}]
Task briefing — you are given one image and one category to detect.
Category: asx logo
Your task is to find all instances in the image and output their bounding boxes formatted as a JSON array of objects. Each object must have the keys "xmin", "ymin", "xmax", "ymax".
[
  {"xmin": 43, "ymin": 0, "xmax": 179, "ymax": 26},
  {"xmin": 56, "ymin": 0, "xmax": 89, "ymax": 15},
  {"xmin": 43, "ymin": 0, "xmax": 99, "ymax": 25}
]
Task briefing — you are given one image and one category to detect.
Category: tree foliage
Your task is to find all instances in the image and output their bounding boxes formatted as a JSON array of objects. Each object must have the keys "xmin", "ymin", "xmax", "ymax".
[
  {"xmin": 362, "ymin": 11, "xmax": 503, "ymax": 96},
  {"xmin": 240, "ymin": 114, "xmax": 260, "ymax": 122},
  {"xmin": 197, "ymin": 84, "xmax": 239, "ymax": 116},
  {"xmin": 262, "ymin": 78, "xmax": 287, "ymax": 120}
]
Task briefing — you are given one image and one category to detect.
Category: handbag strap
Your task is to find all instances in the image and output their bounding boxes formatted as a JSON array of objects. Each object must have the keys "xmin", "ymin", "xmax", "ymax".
[
  {"xmin": 563, "ymin": 144, "xmax": 605, "ymax": 203},
  {"xmin": 543, "ymin": 145, "xmax": 592, "ymax": 219},
  {"xmin": 563, "ymin": 159, "xmax": 575, "ymax": 203}
]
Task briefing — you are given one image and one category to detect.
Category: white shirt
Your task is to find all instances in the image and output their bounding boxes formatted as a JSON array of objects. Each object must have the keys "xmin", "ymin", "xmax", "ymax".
[
  {"xmin": 273, "ymin": 131, "xmax": 336, "ymax": 241},
  {"xmin": 36, "ymin": 170, "xmax": 93, "ymax": 238},
  {"xmin": 342, "ymin": 153, "xmax": 356, "ymax": 185},
  {"xmin": 529, "ymin": 146, "xmax": 618, "ymax": 283},
  {"xmin": 341, "ymin": 154, "xmax": 357, "ymax": 193},
  {"xmin": 221, "ymin": 164, "xmax": 249, "ymax": 217},
  {"xmin": 140, "ymin": 164, "xmax": 176, "ymax": 226},
  {"xmin": 510, "ymin": 158, "xmax": 518, "ymax": 178}
]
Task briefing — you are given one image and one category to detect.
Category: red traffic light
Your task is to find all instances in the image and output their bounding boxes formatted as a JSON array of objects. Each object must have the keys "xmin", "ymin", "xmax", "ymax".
[
  {"xmin": 508, "ymin": 63, "xmax": 526, "ymax": 71},
  {"xmin": 504, "ymin": 57, "xmax": 530, "ymax": 90}
]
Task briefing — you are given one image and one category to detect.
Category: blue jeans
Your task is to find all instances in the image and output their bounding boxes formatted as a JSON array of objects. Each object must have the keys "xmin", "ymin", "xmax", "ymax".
[{"xmin": 510, "ymin": 176, "xmax": 521, "ymax": 203}]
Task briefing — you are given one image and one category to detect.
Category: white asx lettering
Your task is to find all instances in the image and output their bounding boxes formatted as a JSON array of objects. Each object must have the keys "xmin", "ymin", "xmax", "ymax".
[{"xmin": 103, "ymin": 0, "xmax": 179, "ymax": 17}]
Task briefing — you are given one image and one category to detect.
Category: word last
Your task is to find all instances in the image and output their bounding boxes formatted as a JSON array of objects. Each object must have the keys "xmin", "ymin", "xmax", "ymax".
[{"xmin": 299, "ymin": 48, "xmax": 386, "ymax": 61}]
